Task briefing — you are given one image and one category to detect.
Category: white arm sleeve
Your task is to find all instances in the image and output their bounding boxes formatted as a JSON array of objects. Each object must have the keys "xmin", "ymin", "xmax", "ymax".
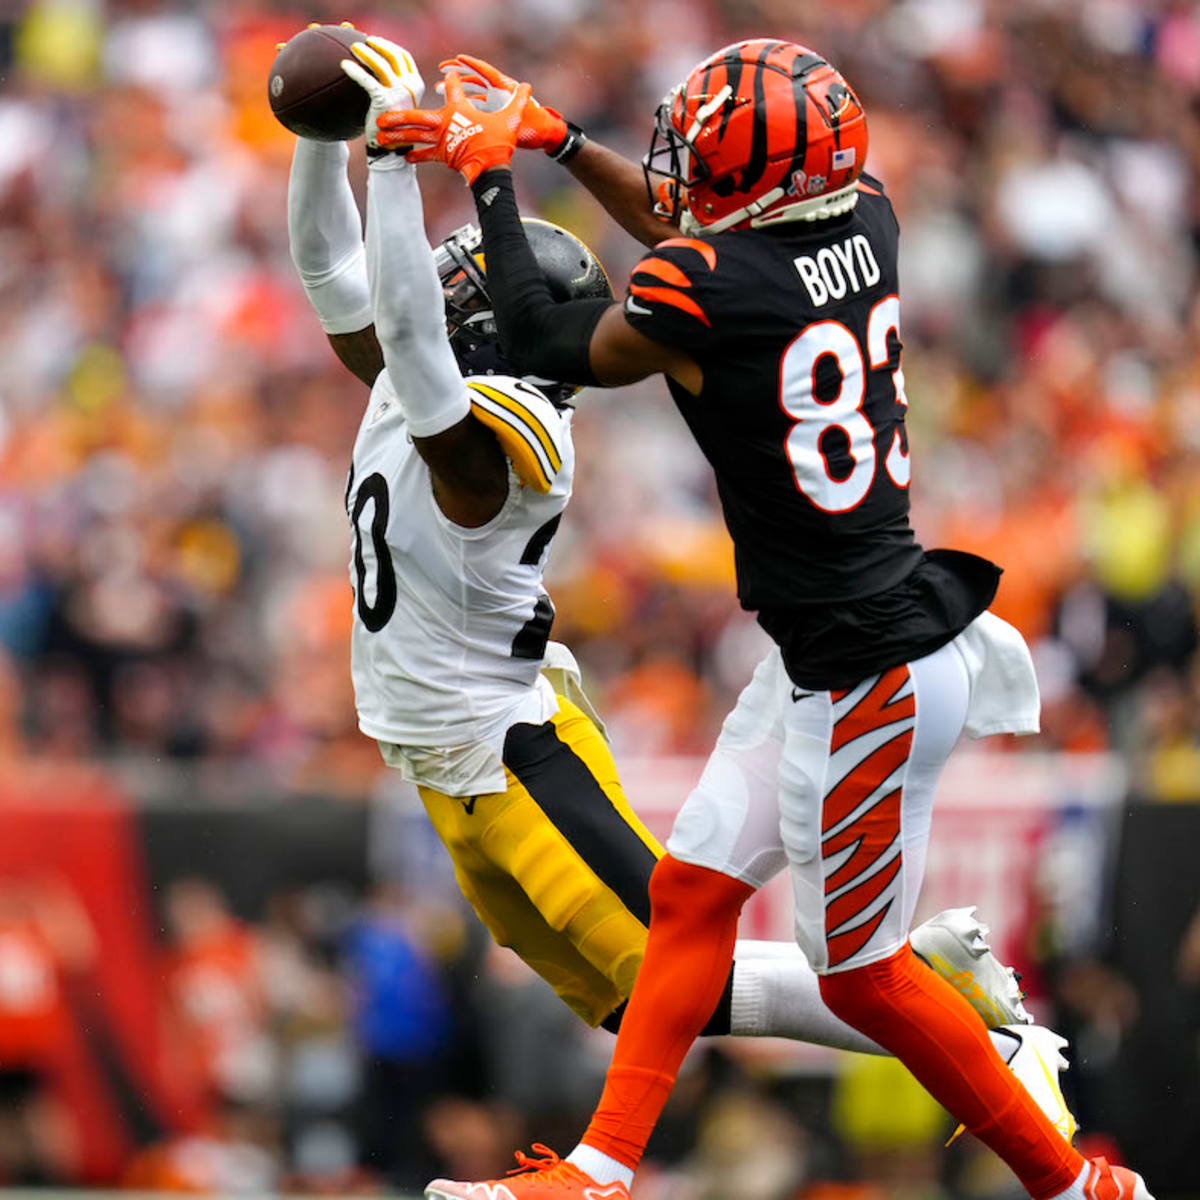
[
  {"xmin": 365, "ymin": 158, "xmax": 470, "ymax": 437},
  {"xmin": 287, "ymin": 139, "xmax": 374, "ymax": 335}
]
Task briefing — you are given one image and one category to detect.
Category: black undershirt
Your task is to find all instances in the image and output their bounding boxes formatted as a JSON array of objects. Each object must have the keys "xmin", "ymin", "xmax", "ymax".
[{"xmin": 471, "ymin": 170, "xmax": 610, "ymax": 385}]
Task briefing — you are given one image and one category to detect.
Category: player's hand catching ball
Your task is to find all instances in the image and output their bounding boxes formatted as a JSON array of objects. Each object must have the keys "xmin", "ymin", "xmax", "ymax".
[
  {"xmin": 437, "ymin": 54, "xmax": 568, "ymax": 154},
  {"xmin": 339, "ymin": 35, "xmax": 424, "ymax": 153},
  {"xmin": 377, "ymin": 69, "xmax": 531, "ymax": 184}
]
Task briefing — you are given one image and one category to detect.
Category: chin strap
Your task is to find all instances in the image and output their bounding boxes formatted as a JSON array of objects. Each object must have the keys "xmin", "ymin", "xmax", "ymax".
[{"xmin": 681, "ymin": 180, "xmax": 860, "ymax": 237}]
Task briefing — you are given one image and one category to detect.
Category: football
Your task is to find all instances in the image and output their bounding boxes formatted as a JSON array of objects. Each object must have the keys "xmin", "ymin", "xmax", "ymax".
[{"xmin": 268, "ymin": 24, "xmax": 370, "ymax": 141}]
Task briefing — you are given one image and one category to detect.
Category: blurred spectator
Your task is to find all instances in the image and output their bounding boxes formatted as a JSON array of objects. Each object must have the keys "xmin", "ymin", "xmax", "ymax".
[
  {"xmin": 341, "ymin": 881, "xmax": 456, "ymax": 1189},
  {"xmin": 0, "ymin": 1068, "xmax": 68, "ymax": 1187},
  {"xmin": 123, "ymin": 1096, "xmax": 282, "ymax": 1194},
  {"xmin": 162, "ymin": 877, "xmax": 274, "ymax": 1105},
  {"xmin": 831, "ymin": 1054, "xmax": 950, "ymax": 1200}
]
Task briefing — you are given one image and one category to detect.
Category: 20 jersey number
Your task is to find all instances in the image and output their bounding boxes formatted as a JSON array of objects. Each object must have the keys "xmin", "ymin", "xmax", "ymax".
[
  {"xmin": 779, "ymin": 295, "xmax": 909, "ymax": 513},
  {"xmin": 351, "ymin": 472, "xmax": 397, "ymax": 633},
  {"xmin": 349, "ymin": 472, "xmax": 560, "ymax": 658}
]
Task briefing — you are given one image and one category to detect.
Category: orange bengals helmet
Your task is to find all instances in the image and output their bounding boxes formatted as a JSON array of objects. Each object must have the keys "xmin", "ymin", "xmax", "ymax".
[{"xmin": 644, "ymin": 39, "xmax": 868, "ymax": 236}]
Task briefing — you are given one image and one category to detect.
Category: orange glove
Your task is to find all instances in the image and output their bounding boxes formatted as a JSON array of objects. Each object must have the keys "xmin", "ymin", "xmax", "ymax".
[
  {"xmin": 377, "ymin": 69, "xmax": 531, "ymax": 184},
  {"xmin": 437, "ymin": 54, "xmax": 569, "ymax": 154}
]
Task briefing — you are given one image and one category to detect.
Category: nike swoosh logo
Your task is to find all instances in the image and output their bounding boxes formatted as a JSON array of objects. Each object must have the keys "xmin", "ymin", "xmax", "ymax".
[
  {"xmin": 625, "ymin": 297, "xmax": 653, "ymax": 316},
  {"xmin": 461, "ymin": 796, "xmax": 478, "ymax": 815},
  {"xmin": 791, "ymin": 688, "xmax": 815, "ymax": 702}
]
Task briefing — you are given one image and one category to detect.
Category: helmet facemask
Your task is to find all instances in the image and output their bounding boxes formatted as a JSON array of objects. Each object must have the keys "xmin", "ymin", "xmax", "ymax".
[{"xmin": 642, "ymin": 82, "xmax": 723, "ymax": 228}]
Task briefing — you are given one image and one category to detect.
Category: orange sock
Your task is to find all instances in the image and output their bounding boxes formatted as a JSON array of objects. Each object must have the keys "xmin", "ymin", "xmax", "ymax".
[
  {"xmin": 819, "ymin": 942, "xmax": 1083, "ymax": 1200},
  {"xmin": 581, "ymin": 855, "xmax": 753, "ymax": 1170}
]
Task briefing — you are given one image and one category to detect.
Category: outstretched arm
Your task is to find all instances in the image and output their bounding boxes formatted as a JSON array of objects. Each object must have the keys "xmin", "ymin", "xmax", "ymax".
[
  {"xmin": 438, "ymin": 54, "xmax": 676, "ymax": 248},
  {"xmin": 471, "ymin": 168, "xmax": 700, "ymax": 394},
  {"xmin": 341, "ymin": 37, "xmax": 509, "ymax": 527},
  {"xmin": 563, "ymin": 140, "xmax": 678, "ymax": 249},
  {"xmin": 380, "ymin": 78, "xmax": 700, "ymax": 395},
  {"xmin": 287, "ymin": 137, "xmax": 382, "ymax": 386}
]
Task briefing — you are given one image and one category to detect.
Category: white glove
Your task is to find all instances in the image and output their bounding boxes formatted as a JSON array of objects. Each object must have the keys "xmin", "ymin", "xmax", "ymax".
[
  {"xmin": 437, "ymin": 63, "xmax": 509, "ymax": 112},
  {"xmin": 339, "ymin": 35, "xmax": 425, "ymax": 153}
]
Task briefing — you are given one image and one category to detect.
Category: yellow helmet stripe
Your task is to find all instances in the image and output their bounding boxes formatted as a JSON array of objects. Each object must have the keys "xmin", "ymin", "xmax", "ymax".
[{"xmin": 467, "ymin": 382, "xmax": 563, "ymax": 474}]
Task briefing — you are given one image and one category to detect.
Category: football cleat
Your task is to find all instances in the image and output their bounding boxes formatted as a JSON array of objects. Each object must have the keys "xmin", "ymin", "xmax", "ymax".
[
  {"xmin": 426, "ymin": 1145, "xmax": 629, "ymax": 1200},
  {"xmin": 946, "ymin": 1023, "xmax": 1078, "ymax": 1147},
  {"xmin": 1081, "ymin": 1157, "xmax": 1155, "ymax": 1200},
  {"xmin": 910, "ymin": 906, "xmax": 1032, "ymax": 1028},
  {"xmin": 992, "ymin": 1024, "xmax": 1078, "ymax": 1142}
]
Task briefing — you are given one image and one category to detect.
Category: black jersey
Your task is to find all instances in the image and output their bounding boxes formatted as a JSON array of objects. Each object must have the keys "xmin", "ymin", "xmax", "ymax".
[{"xmin": 624, "ymin": 176, "xmax": 998, "ymax": 688}]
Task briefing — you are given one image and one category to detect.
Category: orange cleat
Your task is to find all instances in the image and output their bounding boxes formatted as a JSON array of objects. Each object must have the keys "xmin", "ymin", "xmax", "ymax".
[
  {"xmin": 1081, "ymin": 1157, "xmax": 1155, "ymax": 1200},
  {"xmin": 425, "ymin": 1145, "xmax": 630, "ymax": 1200}
]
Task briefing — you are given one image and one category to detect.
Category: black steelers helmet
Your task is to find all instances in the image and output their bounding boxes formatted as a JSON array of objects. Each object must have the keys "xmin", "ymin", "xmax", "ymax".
[{"xmin": 433, "ymin": 218, "xmax": 611, "ymax": 407}]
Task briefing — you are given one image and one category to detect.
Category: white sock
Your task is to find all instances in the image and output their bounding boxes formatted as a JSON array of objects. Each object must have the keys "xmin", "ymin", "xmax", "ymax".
[
  {"xmin": 566, "ymin": 1144, "xmax": 634, "ymax": 1189},
  {"xmin": 1047, "ymin": 1159, "xmax": 1091, "ymax": 1200},
  {"xmin": 729, "ymin": 941, "xmax": 1037, "ymax": 1066},
  {"xmin": 730, "ymin": 939, "xmax": 887, "ymax": 1053}
]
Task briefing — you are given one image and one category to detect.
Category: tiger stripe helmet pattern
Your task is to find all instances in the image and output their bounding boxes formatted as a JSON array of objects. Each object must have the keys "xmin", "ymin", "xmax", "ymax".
[
  {"xmin": 643, "ymin": 39, "xmax": 868, "ymax": 236},
  {"xmin": 467, "ymin": 377, "xmax": 565, "ymax": 494}
]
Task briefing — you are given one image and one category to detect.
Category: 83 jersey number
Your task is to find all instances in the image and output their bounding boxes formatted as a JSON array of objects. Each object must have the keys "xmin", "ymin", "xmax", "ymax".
[{"xmin": 779, "ymin": 294, "xmax": 909, "ymax": 513}]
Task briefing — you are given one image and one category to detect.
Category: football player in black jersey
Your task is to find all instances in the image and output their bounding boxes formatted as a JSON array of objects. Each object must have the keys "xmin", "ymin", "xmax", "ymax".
[{"xmin": 379, "ymin": 40, "xmax": 1152, "ymax": 1200}]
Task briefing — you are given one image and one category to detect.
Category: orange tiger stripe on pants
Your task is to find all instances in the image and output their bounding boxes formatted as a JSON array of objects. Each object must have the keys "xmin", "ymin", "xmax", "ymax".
[{"xmin": 822, "ymin": 665, "xmax": 915, "ymax": 968}]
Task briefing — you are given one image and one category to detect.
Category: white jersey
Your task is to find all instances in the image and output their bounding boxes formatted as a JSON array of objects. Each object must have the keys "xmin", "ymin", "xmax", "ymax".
[{"xmin": 347, "ymin": 369, "xmax": 574, "ymax": 791}]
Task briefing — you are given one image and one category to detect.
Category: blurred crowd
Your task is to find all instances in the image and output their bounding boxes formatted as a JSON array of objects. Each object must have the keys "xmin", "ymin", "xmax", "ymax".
[
  {"xmin": 4, "ymin": 864, "xmax": 1120, "ymax": 1199},
  {"xmin": 1, "ymin": 0, "xmax": 1199, "ymax": 796},
  {"xmin": 2, "ymin": 0, "xmax": 1200, "ymax": 1194}
]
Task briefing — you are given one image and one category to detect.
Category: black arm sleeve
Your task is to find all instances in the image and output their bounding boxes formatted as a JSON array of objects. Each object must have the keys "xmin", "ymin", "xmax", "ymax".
[{"xmin": 471, "ymin": 169, "xmax": 612, "ymax": 386}]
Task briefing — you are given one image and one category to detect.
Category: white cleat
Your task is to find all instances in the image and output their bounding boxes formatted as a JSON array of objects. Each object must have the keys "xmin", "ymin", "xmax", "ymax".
[
  {"xmin": 910, "ymin": 906, "xmax": 1032, "ymax": 1027},
  {"xmin": 993, "ymin": 1024, "xmax": 1078, "ymax": 1142},
  {"xmin": 947, "ymin": 1023, "xmax": 1079, "ymax": 1147}
]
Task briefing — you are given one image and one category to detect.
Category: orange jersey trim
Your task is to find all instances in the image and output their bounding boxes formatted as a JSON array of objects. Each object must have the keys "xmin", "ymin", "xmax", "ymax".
[
  {"xmin": 655, "ymin": 237, "xmax": 717, "ymax": 271},
  {"xmin": 633, "ymin": 258, "xmax": 694, "ymax": 289},
  {"xmin": 628, "ymin": 283, "xmax": 711, "ymax": 326},
  {"xmin": 856, "ymin": 180, "xmax": 883, "ymax": 197}
]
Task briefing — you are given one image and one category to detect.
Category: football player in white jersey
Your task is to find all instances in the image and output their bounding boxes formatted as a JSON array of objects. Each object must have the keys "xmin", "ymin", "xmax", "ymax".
[{"xmin": 284, "ymin": 28, "xmax": 1075, "ymax": 1126}]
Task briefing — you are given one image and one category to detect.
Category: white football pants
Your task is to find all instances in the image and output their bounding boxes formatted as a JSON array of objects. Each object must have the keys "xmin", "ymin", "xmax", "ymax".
[{"xmin": 667, "ymin": 613, "xmax": 1037, "ymax": 974}]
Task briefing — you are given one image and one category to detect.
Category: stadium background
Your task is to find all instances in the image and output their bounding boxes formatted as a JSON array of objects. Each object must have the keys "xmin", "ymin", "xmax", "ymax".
[{"xmin": 2, "ymin": 0, "xmax": 1199, "ymax": 1196}]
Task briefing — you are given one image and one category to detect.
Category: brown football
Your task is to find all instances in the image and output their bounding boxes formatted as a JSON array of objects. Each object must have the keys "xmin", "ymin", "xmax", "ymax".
[{"xmin": 268, "ymin": 24, "xmax": 369, "ymax": 141}]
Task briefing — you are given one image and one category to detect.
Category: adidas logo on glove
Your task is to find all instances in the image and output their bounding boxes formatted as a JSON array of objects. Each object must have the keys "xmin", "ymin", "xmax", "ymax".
[{"xmin": 447, "ymin": 109, "xmax": 483, "ymax": 153}]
